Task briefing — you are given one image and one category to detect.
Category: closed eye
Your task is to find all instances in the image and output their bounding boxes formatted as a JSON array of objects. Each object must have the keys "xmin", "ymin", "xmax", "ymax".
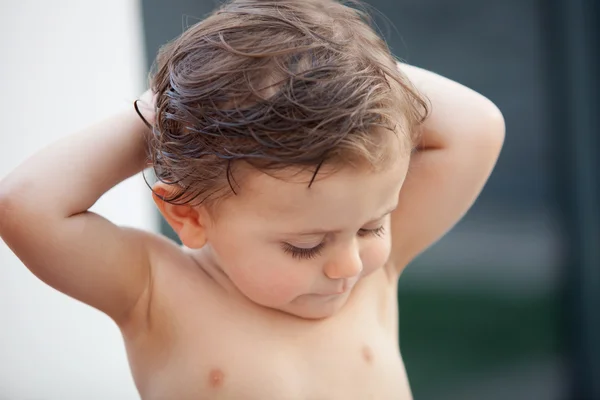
[
  {"xmin": 282, "ymin": 226, "xmax": 386, "ymax": 260},
  {"xmin": 282, "ymin": 242, "xmax": 325, "ymax": 260},
  {"xmin": 357, "ymin": 226, "xmax": 385, "ymax": 238}
]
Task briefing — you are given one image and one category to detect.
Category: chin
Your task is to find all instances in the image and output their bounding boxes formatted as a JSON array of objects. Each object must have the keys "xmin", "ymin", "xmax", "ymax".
[
  {"xmin": 302, "ymin": 309, "xmax": 339, "ymax": 320},
  {"xmin": 284, "ymin": 308, "xmax": 337, "ymax": 320}
]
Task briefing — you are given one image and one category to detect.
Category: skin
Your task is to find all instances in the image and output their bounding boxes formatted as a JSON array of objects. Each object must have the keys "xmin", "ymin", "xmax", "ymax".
[
  {"xmin": 164, "ymin": 155, "xmax": 409, "ymax": 320},
  {"xmin": 0, "ymin": 64, "xmax": 505, "ymax": 399}
]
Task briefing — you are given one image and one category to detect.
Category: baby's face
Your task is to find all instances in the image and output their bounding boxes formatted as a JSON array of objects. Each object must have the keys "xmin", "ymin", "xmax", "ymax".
[{"xmin": 202, "ymin": 158, "xmax": 409, "ymax": 319}]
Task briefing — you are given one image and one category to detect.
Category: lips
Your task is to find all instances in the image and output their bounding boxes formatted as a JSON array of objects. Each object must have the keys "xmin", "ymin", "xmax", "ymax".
[
  {"xmin": 316, "ymin": 287, "xmax": 344, "ymax": 296},
  {"xmin": 316, "ymin": 291, "xmax": 343, "ymax": 296},
  {"xmin": 316, "ymin": 279, "xmax": 357, "ymax": 296}
]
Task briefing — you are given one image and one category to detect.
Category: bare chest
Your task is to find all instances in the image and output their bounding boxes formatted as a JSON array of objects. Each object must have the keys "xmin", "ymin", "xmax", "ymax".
[{"xmin": 127, "ymin": 270, "xmax": 410, "ymax": 400}]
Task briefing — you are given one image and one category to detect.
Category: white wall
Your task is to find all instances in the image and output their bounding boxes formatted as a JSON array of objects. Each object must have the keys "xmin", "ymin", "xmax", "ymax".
[{"xmin": 0, "ymin": 1, "xmax": 154, "ymax": 399}]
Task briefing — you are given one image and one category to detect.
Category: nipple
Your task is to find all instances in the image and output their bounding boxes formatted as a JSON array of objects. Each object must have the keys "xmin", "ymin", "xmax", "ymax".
[
  {"xmin": 208, "ymin": 368, "xmax": 225, "ymax": 389},
  {"xmin": 362, "ymin": 345, "xmax": 373, "ymax": 364}
]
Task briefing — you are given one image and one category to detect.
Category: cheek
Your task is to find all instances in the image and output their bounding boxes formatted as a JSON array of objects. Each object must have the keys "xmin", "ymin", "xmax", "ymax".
[
  {"xmin": 215, "ymin": 239, "xmax": 313, "ymax": 303},
  {"xmin": 361, "ymin": 237, "xmax": 392, "ymax": 273}
]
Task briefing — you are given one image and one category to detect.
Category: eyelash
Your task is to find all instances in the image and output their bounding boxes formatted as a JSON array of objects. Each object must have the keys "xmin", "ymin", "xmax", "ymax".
[{"xmin": 282, "ymin": 226, "xmax": 386, "ymax": 260}]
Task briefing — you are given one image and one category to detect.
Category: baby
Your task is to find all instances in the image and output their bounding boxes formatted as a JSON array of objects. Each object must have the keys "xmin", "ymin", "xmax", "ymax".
[{"xmin": 0, "ymin": 0, "xmax": 505, "ymax": 399}]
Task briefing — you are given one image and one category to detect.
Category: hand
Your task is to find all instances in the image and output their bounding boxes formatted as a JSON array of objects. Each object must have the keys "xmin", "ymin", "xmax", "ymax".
[{"xmin": 134, "ymin": 89, "xmax": 157, "ymax": 129}]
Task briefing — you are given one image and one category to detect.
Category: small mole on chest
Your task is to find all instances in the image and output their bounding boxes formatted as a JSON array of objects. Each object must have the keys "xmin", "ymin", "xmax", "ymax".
[
  {"xmin": 362, "ymin": 345, "xmax": 374, "ymax": 364},
  {"xmin": 208, "ymin": 368, "xmax": 225, "ymax": 389}
]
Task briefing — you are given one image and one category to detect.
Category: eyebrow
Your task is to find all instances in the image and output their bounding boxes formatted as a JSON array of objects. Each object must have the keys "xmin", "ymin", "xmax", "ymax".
[{"xmin": 289, "ymin": 204, "xmax": 398, "ymax": 236}]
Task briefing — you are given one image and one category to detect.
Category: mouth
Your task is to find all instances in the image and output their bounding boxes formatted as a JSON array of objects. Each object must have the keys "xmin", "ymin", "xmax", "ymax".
[
  {"xmin": 310, "ymin": 276, "xmax": 361, "ymax": 300},
  {"xmin": 310, "ymin": 293, "xmax": 343, "ymax": 302},
  {"xmin": 315, "ymin": 285, "xmax": 352, "ymax": 297},
  {"xmin": 315, "ymin": 288, "xmax": 344, "ymax": 297},
  {"xmin": 315, "ymin": 292, "xmax": 342, "ymax": 297},
  {"xmin": 318, "ymin": 278, "xmax": 358, "ymax": 297}
]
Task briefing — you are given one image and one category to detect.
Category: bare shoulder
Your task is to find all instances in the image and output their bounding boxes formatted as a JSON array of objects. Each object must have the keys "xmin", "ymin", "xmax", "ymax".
[{"xmin": 119, "ymin": 231, "xmax": 198, "ymax": 335}]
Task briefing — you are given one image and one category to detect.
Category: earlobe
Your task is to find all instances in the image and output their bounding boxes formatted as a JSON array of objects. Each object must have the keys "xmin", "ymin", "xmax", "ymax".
[{"xmin": 152, "ymin": 182, "xmax": 208, "ymax": 249}]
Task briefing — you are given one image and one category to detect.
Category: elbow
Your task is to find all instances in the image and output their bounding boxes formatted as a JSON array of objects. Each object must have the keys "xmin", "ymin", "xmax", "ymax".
[
  {"xmin": 486, "ymin": 102, "xmax": 506, "ymax": 151},
  {"xmin": 0, "ymin": 188, "xmax": 15, "ymax": 234},
  {"xmin": 453, "ymin": 100, "xmax": 505, "ymax": 167},
  {"xmin": 473, "ymin": 94, "xmax": 505, "ymax": 151},
  {"xmin": 486, "ymin": 98, "xmax": 505, "ymax": 130},
  {"xmin": 0, "ymin": 173, "xmax": 22, "ymax": 201},
  {"xmin": 0, "ymin": 179, "xmax": 13, "ymax": 213},
  {"xmin": 0, "ymin": 179, "xmax": 27, "ymax": 232},
  {"xmin": 474, "ymin": 103, "xmax": 505, "ymax": 172}
]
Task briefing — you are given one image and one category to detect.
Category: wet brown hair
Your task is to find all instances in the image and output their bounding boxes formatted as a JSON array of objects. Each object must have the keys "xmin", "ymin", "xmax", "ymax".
[{"xmin": 148, "ymin": 0, "xmax": 428, "ymax": 207}]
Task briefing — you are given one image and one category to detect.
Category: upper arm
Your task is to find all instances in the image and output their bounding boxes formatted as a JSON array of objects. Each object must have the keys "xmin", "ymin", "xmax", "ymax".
[
  {"xmin": 388, "ymin": 98, "xmax": 505, "ymax": 272},
  {"xmin": 0, "ymin": 191, "xmax": 155, "ymax": 326}
]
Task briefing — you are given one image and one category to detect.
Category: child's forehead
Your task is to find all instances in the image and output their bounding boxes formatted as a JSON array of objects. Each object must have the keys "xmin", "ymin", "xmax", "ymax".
[{"xmin": 227, "ymin": 160, "xmax": 408, "ymax": 222}]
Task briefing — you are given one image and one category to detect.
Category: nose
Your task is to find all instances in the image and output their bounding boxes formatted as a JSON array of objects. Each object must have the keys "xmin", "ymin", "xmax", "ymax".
[{"xmin": 323, "ymin": 241, "xmax": 363, "ymax": 280}]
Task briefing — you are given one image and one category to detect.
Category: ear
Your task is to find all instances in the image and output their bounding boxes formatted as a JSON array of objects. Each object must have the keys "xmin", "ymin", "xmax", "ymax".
[{"xmin": 152, "ymin": 182, "xmax": 208, "ymax": 249}]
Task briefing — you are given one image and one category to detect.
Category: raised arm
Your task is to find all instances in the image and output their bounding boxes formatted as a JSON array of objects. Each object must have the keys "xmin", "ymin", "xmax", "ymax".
[
  {"xmin": 0, "ymin": 95, "xmax": 157, "ymax": 325},
  {"xmin": 388, "ymin": 64, "xmax": 505, "ymax": 272}
]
